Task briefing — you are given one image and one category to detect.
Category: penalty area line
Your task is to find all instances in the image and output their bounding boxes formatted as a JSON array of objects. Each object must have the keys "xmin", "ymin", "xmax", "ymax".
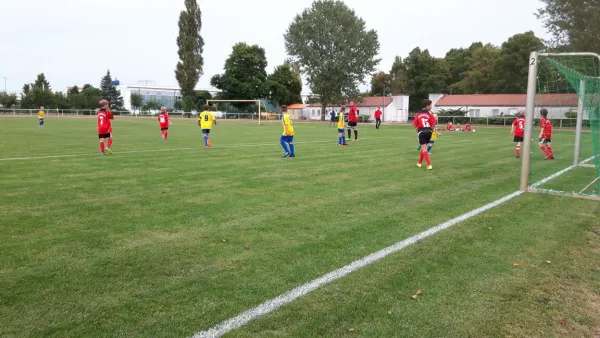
[{"xmin": 191, "ymin": 158, "xmax": 589, "ymax": 338}]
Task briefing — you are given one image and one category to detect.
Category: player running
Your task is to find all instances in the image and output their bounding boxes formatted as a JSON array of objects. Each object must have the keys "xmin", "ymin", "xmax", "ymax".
[
  {"xmin": 280, "ymin": 105, "xmax": 296, "ymax": 157},
  {"xmin": 97, "ymin": 100, "xmax": 114, "ymax": 155},
  {"xmin": 158, "ymin": 107, "xmax": 172, "ymax": 140},
  {"xmin": 511, "ymin": 112, "xmax": 526, "ymax": 158},
  {"xmin": 538, "ymin": 108, "xmax": 554, "ymax": 160},
  {"xmin": 417, "ymin": 113, "xmax": 439, "ymax": 153},
  {"xmin": 198, "ymin": 104, "xmax": 216, "ymax": 148},
  {"xmin": 413, "ymin": 99, "xmax": 437, "ymax": 169},
  {"xmin": 347, "ymin": 101, "xmax": 359, "ymax": 141},
  {"xmin": 37, "ymin": 106, "xmax": 45, "ymax": 128},
  {"xmin": 337, "ymin": 106, "xmax": 349, "ymax": 146},
  {"xmin": 374, "ymin": 107, "xmax": 382, "ymax": 129}
]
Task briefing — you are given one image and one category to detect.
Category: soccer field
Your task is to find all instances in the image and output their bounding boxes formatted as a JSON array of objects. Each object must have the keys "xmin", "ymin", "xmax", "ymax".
[{"xmin": 1, "ymin": 117, "xmax": 599, "ymax": 337}]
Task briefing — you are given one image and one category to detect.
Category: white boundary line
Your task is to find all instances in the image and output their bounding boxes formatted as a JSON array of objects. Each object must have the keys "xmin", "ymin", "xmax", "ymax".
[{"xmin": 192, "ymin": 156, "xmax": 595, "ymax": 338}]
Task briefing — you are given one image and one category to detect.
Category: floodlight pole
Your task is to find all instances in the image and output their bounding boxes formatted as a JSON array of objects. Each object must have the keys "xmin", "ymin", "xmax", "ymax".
[
  {"xmin": 520, "ymin": 51, "xmax": 539, "ymax": 192},
  {"xmin": 574, "ymin": 79, "xmax": 585, "ymax": 166},
  {"xmin": 258, "ymin": 99, "xmax": 261, "ymax": 125}
]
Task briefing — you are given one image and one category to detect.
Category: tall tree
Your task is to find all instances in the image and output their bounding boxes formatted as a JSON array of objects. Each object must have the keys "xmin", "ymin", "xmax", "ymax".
[
  {"xmin": 404, "ymin": 47, "xmax": 448, "ymax": 111},
  {"xmin": 449, "ymin": 44, "xmax": 501, "ymax": 94},
  {"xmin": 0, "ymin": 92, "xmax": 18, "ymax": 108},
  {"xmin": 20, "ymin": 73, "xmax": 54, "ymax": 108},
  {"xmin": 537, "ymin": 0, "xmax": 600, "ymax": 53},
  {"xmin": 175, "ymin": 0, "xmax": 204, "ymax": 111},
  {"xmin": 494, "ymin": 31, "xmax": 545, "ymax": 93},
  {"xmin": 285, "ymin": 0, "xmax": 380, "ymax": 119},
  {"xmin": 444, "ymin": 42, "xmax": 484, "ymax": 93},
  {"xmin": 100, "ymin": 70, "xmax": 124, "ymax": 109},
  {"xmin": 68, "ymin": 86, "xmax": 80, "ymax": 96},
  {"xmin": 268, "ymin": 61, "xmax": 303, "ymax": 105},
  {"xmin": 210, "ymin": 42, "xmax": 269, "ymax": 100},
  {"xmin": 370, "ymin": 72, "xmax": 392, "ymax": 96},
  {"xmin": 390, "ymin": 56, "xmax": 409, "ymax": 95},
  {"xmin": 130, "ymin": 92, "xmax": 143, "ymax": 110}
]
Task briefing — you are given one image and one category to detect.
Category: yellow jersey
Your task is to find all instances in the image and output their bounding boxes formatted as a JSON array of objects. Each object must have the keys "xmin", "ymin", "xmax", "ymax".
[
  {"xmin": 282, "ymin": 114, "xmax": 294, "ymax": 136},
  {"xmin": 337, "ymin": 113, "xmax": 345, "ymax": 129},
  {"xmin": 38, "ymin": 111, "xmax": 45, "ymax": 119},
  {"xmin": 431, "ymin": 130, "xmax": 438, "ymax": 141},
  {"xmin": 199, "ymin": 111, "xmax": 215, "ymax": 130}
]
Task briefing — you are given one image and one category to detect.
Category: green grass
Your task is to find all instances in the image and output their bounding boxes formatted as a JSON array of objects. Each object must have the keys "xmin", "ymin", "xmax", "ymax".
[{"xmin": 0, "ymin": 117, "xmax": 598, "ymax": 337}]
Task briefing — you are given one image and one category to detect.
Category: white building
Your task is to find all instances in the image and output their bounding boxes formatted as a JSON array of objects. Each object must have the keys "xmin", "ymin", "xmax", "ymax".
[
  {"xmin": 116, "ymin": 84, "xmax": 220, "ymax": 111},
  {"xmin": 431, "ymin": 93, "xmax": 581, "ymax": 119},
  {"xmin": 301, "ymin": 95, "xmax": 410, "ymax": 122}
]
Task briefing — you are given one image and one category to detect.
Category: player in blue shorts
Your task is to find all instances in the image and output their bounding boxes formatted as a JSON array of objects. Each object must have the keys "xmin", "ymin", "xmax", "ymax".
[
  {"xmin": 337, "ymin": 106, "xmax": 348, "ymax": 146},
  {"xmin": 280, "ymin": 105, "xmax": 295, "ymax": 157}
]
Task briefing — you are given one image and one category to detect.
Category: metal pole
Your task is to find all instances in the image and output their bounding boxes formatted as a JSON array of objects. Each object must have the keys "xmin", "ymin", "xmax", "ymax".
[
  {"xmin": 258, "ymin": 99, "xmax": 261, "ymax": 125},
  {"xmin": 574, "ymin": 79, "xmax": 585, "ymax": 166},
  {"xmin": 3, "ymin": 77, "xmax": 6, "ymax": 92},
  {"xmin": 520, "ymin": 51, "xmax": 539, "ymax": 192}
]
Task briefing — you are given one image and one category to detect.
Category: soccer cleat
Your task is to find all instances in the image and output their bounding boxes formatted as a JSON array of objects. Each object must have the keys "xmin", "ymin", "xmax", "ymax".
[
  {"xmin": 544, "ymin": 156, "xmax": 555, "ymax": 160},
  {"xmin": 100, "ymin": 152, "xmax": 105, "ymax": 156},
  {"xmin": 207, "ymin": 140, "xmax": 211, "ymax": 148},
  {"xmin": 353, "ymin": 139, "xmax": 358, "ymax": 142},
  {"xmin": 289, "ymin": 154, "xmax": 296, "ymax": 158},
  {"xmin": 416, "ymin": 163, "xmax": 422, "ymax": 168},
  {"xmin": 343, "ymin": 142, "xmax": 349, "ymax": 146},
  {"xmin": 282, "ymin": 152, "xmax": 290, "ymax": 158},
  {"xmin": 516, "ymin": 155, "xmax": 520, "ymax": 159},
  {"xmin": 417, "ymin": 145, "xmax": 421, "ymax": 151},
  {"xmin": 106, "ymin": 148, "xmax": 112, "ymax": 155},
  {"xmin": 427, "ymin": 165, "xmax": 433, "ymax": 170}
]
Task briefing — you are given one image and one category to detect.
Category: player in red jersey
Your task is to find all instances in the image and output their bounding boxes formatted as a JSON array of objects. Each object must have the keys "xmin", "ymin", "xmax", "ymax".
[
  {"xmin": 538, "ymin": 108, "xmax": 554, "ymax": 160},
  {"xmin": 347, "ymin": 101, "xmax": 359, "ymax": 141},
  {"xmin": 158, "ymin": 106, "xmax": 172, "ymax": 140},
  {"xmin": 465, "ymin": 123, "xmax": 473, "ymax": 132},
  {"xmin": 374, "ymin": 107, "xmax": 382, "ymax": 129},
  {"xmin": 97, "ymin": 99, "xmax": 114, "ymax": 155},
  {"xmin": 446, "ymin": 122, "xmax": 453, "ymax": 131},
  {"xmin": 413, "ymin": 99, "xmax": 437, "ymax": 169},
  {"xmin": 511, "ymin": 112, "xmax": 526, "ymax": 158}
]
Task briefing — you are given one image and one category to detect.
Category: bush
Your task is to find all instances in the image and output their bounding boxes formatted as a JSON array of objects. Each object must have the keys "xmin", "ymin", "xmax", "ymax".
[
  {"xmin": 564, "ymin": 111, "xmax": 577, "ymax": 118},
  {"xmin": 358, "ymin": 115, "xmax": 371, "ymax": 123}
]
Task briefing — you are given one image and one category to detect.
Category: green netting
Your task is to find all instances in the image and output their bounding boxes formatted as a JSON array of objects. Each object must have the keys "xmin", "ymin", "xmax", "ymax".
[{"xmin": 531, "ymin": 54, "xmax": 600, "ymax": 197}]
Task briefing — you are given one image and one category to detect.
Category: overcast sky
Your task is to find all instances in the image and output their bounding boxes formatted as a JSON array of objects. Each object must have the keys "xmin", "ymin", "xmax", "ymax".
[{"xmin": 1, "ymin": 0, "xmax": 549, "ymax": 94}]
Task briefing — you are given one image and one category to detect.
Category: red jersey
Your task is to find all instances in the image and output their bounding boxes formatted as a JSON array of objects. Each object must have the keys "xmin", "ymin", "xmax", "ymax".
[
  {"xmin": 348, "ymin": 105, "xmax": 358, "ymax": 123},
  {"xmin": 97, "ymin": 108, "xmax": 114, "ymax": 134},
  {"xmin": 540, "ymin": 118, "xmax": 552, "ymax": 139},
  {"xmin": 465, "ymin": 124, "xmax": 472, "ymax": 131},
  {"xmin": 413, "ymin": 110, "xmax": 437, "ymax": 130},
  {"xmin": 158, "ymin": 112, "xmax": 170, "ymax": 129},
  {"xmin": 446, "ymin": 122, "xmax": 453, "ymax": 131},
  {"xmin": 512, "ymin": 117, "xmax": 525, "ymax": 137},
  {"xmin": 374, "ymin": 110, "xmax": 382, "ymax": 119}
]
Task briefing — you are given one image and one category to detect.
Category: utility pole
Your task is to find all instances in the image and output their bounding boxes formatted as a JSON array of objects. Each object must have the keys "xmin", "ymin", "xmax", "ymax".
[{"xmin": 3, "ymin": 77, "xmax": 6, "ymax": 92}]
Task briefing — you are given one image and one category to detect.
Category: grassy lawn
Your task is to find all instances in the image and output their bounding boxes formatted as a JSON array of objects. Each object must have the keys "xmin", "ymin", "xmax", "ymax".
[{"xmin": 0, "ymin": 117, "xmax": 598, "ymax": 337}]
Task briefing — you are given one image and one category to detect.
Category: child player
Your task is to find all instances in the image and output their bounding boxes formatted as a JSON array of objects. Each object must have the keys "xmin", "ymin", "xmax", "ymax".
[
  {"xmin": 413, "ymin": 99, "xmax": 437, "ymax": 169},
  {"xmin": 198, "ymin": 104, "xmax": 216, "ymax": 148},
  {"xmin": 538, "ymin": 108, "xmax": 554, "ymax": 160},
  {"xmin": 280, "ymin": 105, "xmax": 296, "ymax": 157},
  {"xmin": 158, "ymin": 106, "xmax": 172, "ymax": 140},
  {"xmin": 337, "ymin": 106, "xmax": 348, "ymax": 146},
  {"xmin": 347, "ymin": 101, "xmax": 359, "ymax": 141},
  {"xmin": 37, "ymin": 106, "xmax": 45, "ymax": 127},
  {"xmin": 97, "ymin": 100, "xmax": 114, "ymax": 155},
  {"xmin": 465, "ymin": 122, "xmax": 473, "ymax": 132},
  {"xmin": 417, "ymin": 113, "xmax": 439, "ymax": 152},
  {"xmin": 511, "ymin": 111, "xmax": 526, "ymax": 158}
]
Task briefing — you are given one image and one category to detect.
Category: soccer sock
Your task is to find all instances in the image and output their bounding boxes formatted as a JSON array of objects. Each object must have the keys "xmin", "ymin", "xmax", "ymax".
[
  {"xmin": 107, "ymin": 138, "xmax": 113, "ymax": 148},
  {"xmin": 516, "ymin": 145, "xmax": 521, "ymax": 156},
  {"xmin": 540, "ymin": 145, "xmax": 548, "ymax": 156},
  {"xmin": 418, "ymin": 150, "xmax": 424, "ymax": 164},
  {"xmin": 422, "ymin": 150, "xmax": 432, "ymax": 166},
  {"xmin": 347, "ymin": 129, "xmax": 351, "ymax": 139},
  {"xmin": 338, "ymin": 136, "xmax": 342, "ymax": 145},
  {"xmin": 342, "ymin": 135, "xmax": 346, "ymax": 144},
  {"xmin": 165, "ymin": 131, "xmax": 168, "ymax": 140},
  {"xmin": 290, "ymin": 144, "xmax": 295, "ymax": 155},
  {"xmin": 280, "ymin": 140, "xmax": 290, "ymax": 153},
  {"xmin": 203, "ymin": 136, "xmax": 208, "ymax": 146},
  {"xmin": 354, "ymin": 130, "xmax": 358, "ymax": 140},
  {"xmin": 99, "ymin": 141, "xmax": 105, "ymax": 153},
  {"xmin": 547, "ymin": 145, "xmax": 554, "ymax": 157},
  {"xmin": 427, "ymin": 145, "xmax": 432, "ymax": 152}
]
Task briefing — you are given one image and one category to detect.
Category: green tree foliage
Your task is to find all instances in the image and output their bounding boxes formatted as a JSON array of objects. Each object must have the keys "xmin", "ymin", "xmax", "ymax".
[
  {"xmin": 210, "ymin": 42, "xmax": 269, "ymax": 100},
  {"xmin": 175, "ymin": 0, "xmax": 204, "ymax": 106},
  {"xmin": 390, "ymin": 56, "xmax": 409, "ymax": 95},
  {"xmin": 285, "ymin": 0, "xmax": 380, "ymax": 119},
  {"xmin": 494, "ymin": 32, "xmax": 545, "ymax": 93},
  {"xmin": 537, "ymin": 0, "xmax": 600, "ymax": 53},
  {"xmin": 370, "ymin": 72, "xmax": 392, "ymax": 96},
  {"xmin": 70, "ymin": 86, "xmax": 103, "ymax": 110},
  {"xmin": 143, "ymin": 100, "xmax": 161, "ymax": 111},
  {"xmin": 100, "ymin": 70, "xmax": 124, "ymax": 109},
  {"xmin": 268, "ymin": 62, "xmax": 303, "ymax": 105},
  {"xmin": 174, "ymin": 100, "xmax": 183, "ymax": 111},
  {"xmin": 404, "ymin": 47, "xmax": 448, "ymax": 111},
  {"xmin": 443, "ymin": 42, "xmax": 482, "ymax": 93},
  {"xmin": 130, "ymin": 92, "xmax": 143, "ymax": 110},
  {"xmin": 20, "ymin": 73, "xmax": 54, "ymax": 108},
  {"xmin": 449, "ymin": 44, "xmax": 501, "ymax": 94},
  {"xmin": 194, "ymin": 90, "xmax": 212, "ymax": 110},
  {"xmin": 0, "ymin": 92, "xmax": 19, "ymax": 108},
  {"xmin": 69, "ymin": 86, "xmax": 80, "ymax": 96}
]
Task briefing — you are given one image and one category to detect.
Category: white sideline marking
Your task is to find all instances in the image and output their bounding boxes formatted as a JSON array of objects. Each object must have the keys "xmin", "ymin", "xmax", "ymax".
[{"xmin": 192, "ymin": 158, "xmax": 593, "ymax": 338}]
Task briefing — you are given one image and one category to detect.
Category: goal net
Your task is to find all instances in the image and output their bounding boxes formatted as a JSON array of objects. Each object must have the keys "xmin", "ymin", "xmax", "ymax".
[
  {"xmin": 206, "ymin": 99, "xmax": 280, "ymax": 124},
  {"xmin": 521, "ymin": 52, "xmax": 600, "ymax": 200}
]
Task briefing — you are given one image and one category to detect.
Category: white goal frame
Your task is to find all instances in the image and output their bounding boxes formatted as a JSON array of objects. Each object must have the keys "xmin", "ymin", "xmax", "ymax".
[
  {"xmin": 521, "ymin": 51, "xmax": 600, "ymax": 200},
  {"xmin": 207, "ymin": 99, "xmax": 265, "ymax": 124}
]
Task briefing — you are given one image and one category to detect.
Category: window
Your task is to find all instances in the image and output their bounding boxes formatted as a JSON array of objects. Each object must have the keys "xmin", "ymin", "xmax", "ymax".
[
  {"xmin": 492, "ymin": 109, "xmax": 500, "ymax": 116},
  {"xmin": 469, "ymin": 109, "xmax": 480, "ymax": 117}
]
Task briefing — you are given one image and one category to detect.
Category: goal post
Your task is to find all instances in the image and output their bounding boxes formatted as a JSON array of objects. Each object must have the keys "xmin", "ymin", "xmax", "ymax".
[
  {"xmin": 206, "ymin": 99, "xmax": 264, "ymax": 124},
  {"xmin": 521, "ymin": 51, "xmax": 600, "ymax": 200}
]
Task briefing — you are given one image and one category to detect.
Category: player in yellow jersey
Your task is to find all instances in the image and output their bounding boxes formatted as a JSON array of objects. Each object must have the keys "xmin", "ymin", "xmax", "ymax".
[
  {"xmin": 37, "ymin": 106, "xmax": 45, "ymax": 127},
  {"xmin": 337, "ymin": 106, "xmax": 348, "ymax": 146},
  {"xmin": 280, "ymin": 105, "xmax": 295, "ymax": 157},
  {"xmin": 198, "ymin": 104, "xmax": 217, "ymax": 148}
]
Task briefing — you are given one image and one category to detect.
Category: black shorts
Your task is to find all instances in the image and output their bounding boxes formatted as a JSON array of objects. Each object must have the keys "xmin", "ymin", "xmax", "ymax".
[
  {"xmin": 348, "ymin": 121, "xmax": 357, "ymax": 128},
  {"xmin": 376, "ymin": 118, "xmax": 381, "ymax": 122},
  {"xmin": 98, "ymin": 133, "xmax": 111, "ymax": 139},
  {"xmin": 539, "ymin": 138, "xmax": 551, "ymax": 144},
  {"xmin": 514, "ymin": 136, "xmax": 524, "ymax": 143},
  {"xmin": 161, "ymin": 128, "xmax": 169, "ymax": 131},
  {"xmin": 418, "ymin": 130, "xmax": 433, "ymax": 145}
]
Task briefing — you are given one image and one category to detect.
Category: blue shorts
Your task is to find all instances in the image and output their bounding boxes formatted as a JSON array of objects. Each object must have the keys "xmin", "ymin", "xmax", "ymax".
[
  {"xmin": 201, "ymin": 129, "xmax": 211, "ymax": 134},
  {"xmin": 39, "ymin": 118, "xmax": 44, "ymax": 123},
  {"xmin": 338, "ymin": 129, "xmax": 344, "ymax": 133},
  {"xmin": 280, "ymin": 135, "xmax": 294, "ymax": 143}
]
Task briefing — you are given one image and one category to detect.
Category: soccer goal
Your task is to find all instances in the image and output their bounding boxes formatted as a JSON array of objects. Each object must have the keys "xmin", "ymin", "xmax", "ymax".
[
  {"xmin": 521, "ymin": 52, "xmax": 600, "ymax": 200},
  {"xmin": 207, "ymin": 99, "xmax": 277, "ymax": 124}
]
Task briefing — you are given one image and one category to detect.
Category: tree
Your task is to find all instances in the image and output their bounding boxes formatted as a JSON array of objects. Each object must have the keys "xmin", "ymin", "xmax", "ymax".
[
  {"xmin": 449, "ymin": 44, "xmax": 501, "ymax": 94},
  {"xmin": 0, "ymin": 92, "xmax": 18, "ymax": 108},
  {"xmin": 143, "ymin": 100, "xmax": 161, "ymax": 111},
  {"xmin": 537, "ymin": 0, "xmax": 600, "ymax": 54},
  {"xmin": 494, "ymin": 32, "xmax": 545, "ymax": 93},
  {"xmin": 20, "ymin": 73, "xmax": 54, "ymax": 108},
  {"xmin": 285, "ymin": 0, "xmax": 380, "ymax": 119},
  {"xmin": 404, "ymin": 47, "xmax": 448, "ymax": 111},
  {"xmin": 268, "ymin": 61, "xmax": 303, "ymax": 105},
  {"xmin": 69, "ymin": 86, "xmax": 80, "ymax": 96},
  {"xmin": 73, "ymin": 86, "xmax": 103, "ymax": 110},
  {"xmin": 175, "ymin": 0, "xmax": 204, "ymax": 109},
  {"xmin": 130, "ymin": 92, "xmax": 143, "ymax": 110},
  {"xmin": 174, "ymin": 100, "xmax": 183, "ymax": 111},
  {"xmin": 194, "ymin": 90, "xmax": 212, "ymax": 110},
  {"xmin": 390, "ymin": 56, "xmax": 409, "ymax": 95},
  {"xmin": 210, "ymin": 42, "xmax": 269, "ymax": 100},
  {"xmin": 100, "ymin": 70, "xmax": 124, "ymax": 109},
  {"xmin": 370, "ymin": 72, "xmax": 392, "ymax": 96}
]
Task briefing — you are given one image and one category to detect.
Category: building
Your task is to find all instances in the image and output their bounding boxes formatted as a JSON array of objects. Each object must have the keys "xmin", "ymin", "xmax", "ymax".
[
  {"xmin": 117, "ymin": 84, "xmax": 220, "ymax": 111},
  {"xmin": 287, "ymin": 104, "xmax": 307, "ymax": 120},
  {"xmin": 431, "ymin": 93, "xmax": 581, "ymax": 119},
  {"xmin": 300, "ymin": 95, "xmax": 410, "ymax": 122}
]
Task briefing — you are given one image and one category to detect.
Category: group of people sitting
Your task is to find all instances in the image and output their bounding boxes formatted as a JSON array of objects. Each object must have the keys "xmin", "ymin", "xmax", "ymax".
[{"xmin": 444, "ymin": 122, "xmax": 473, "ymax": 132}]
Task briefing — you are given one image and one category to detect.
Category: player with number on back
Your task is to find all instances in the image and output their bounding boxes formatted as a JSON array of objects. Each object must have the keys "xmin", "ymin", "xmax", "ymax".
[
  {"xmin": 280, "ymin": 105, "xmax": 296, "ymax": 157},
  {"xmin": 413, "ymin": 99, "xmax": 437, "ymax": 170},
  {"xmin": 198, "ymin": 104, "xmax": 216, "ymax": 148},
  {"xmin": 538, "ymin": 108, "xmax": 554, "ymax": 160},
  {"xmin": 158, "ymin": 107, "xmax": 172, "ymax": 140},
  {"xmin": 347, "ymin": 101, "xmax": 359, "ymax": 141},
  {"xmin": 511, "ymin": 112, "xmax": 526, "ymax": 158},
  {"xmin": 337, "ymin": 106, "xmax": 349, "ymax": 146},
  {"xmin": 97, "ymin": 99, "xmax": 114, "ymax": 155}
]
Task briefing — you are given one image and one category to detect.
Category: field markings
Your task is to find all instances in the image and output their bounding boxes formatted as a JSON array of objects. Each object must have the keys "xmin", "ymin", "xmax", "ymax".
[{"xmin": 192, "ymin": 155, "xmax": 595, "ymax": 338}]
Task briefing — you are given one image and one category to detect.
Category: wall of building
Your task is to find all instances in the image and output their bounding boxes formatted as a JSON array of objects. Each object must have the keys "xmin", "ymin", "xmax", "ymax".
[
  {"xmin": 435, "ymin": 105, "xmax": 580, "ymax": 119},
  {"xmin": 118, "ymin": 85, "xmax": 183, "ymax": 111},
  {"xmin": 385, "ymin": 95, "xmax": 410, "ymax": 122}
]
